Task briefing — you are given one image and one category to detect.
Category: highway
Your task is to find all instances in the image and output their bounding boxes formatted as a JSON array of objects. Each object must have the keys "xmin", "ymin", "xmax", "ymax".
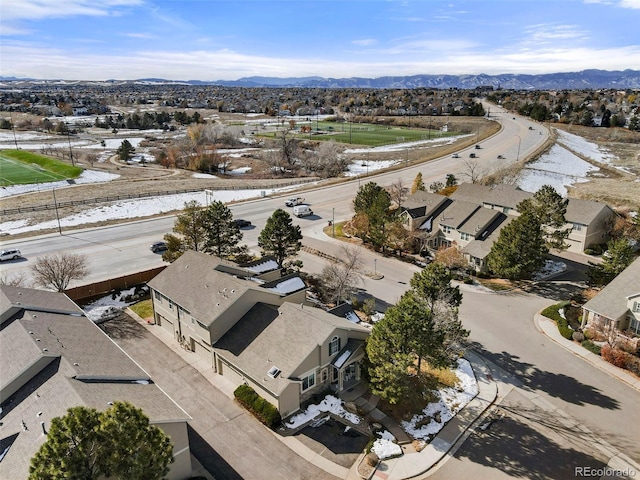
[{"xmin": 0, "ymin": 103, "xmax": 547, "ymax": 285}]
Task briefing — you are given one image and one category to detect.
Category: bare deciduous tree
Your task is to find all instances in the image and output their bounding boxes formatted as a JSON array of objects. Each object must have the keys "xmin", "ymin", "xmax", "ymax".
[
  {"xmin": 320, "ymin": 245, "xmax": 364, "ymax": 305},
  {"xmin": 30, "ymin": 252, "xmax": 89, "ymax": 292},
  {"xmin": 0, "ymin": 271, "xmax": 29, "ymax": 287},
  {"xmin": 387, "ymin": 179, "xmax": 409, "ymax": 208},
  {"xmin": 461, "ymin": 159, "xmax": 485, "ymax": 184}
]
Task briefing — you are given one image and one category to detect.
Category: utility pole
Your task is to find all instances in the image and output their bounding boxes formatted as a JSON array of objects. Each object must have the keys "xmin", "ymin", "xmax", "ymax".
[{"xmin": 52, "ymin": 188, "xmax": 62, "ymax": 235}]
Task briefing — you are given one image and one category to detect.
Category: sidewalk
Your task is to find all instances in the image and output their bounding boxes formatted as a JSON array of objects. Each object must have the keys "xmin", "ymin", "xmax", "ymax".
[{"xmin": 534, "ymin": 313, "xmax": 640, "ymax": 392}]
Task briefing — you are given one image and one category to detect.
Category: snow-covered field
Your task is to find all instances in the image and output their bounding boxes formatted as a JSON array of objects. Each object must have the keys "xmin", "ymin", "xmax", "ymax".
[
  {"xmin": 518, "ymin": 144, "xmax": 599, "ymax": 196},
  {"xmin": 283, "ymin": 358, "xmax": 478, "ymax": 460},
  {"xmin": 0, "ymin": 185, "xmax": 302, "ymax": 235},
  {"xmin": 0, "ymin": 169, "xmax": 120, "ymax": 198}
]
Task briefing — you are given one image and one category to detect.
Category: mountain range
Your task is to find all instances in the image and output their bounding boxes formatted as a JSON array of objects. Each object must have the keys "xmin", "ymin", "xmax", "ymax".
[{"xmin": 2, "ymin": 70, "xmax": 639, "ymax": 90}]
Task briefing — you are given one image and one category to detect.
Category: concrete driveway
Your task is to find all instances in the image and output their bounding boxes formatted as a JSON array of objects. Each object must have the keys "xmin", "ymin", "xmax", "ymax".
[{"xmin": 103, "ymin": 315, "xmax": 338, "ymax": 480}]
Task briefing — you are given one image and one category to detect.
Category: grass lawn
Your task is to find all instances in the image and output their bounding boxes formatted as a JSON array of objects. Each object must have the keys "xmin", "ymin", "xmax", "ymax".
[
  {"xmin": 130, "ymin": 299, "xmax": 154, "ymax": 320},
  {"xmin": 257, "ymin": 121, "xmax": 455, "ymax": 146},
  {"xmin": 0, "ymin": 149, "xmax": 82, "ymax": 186}
]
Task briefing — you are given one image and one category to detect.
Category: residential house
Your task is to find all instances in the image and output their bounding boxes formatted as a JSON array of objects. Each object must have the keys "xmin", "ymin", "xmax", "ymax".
[
  {"xmin": 0, "ymin": 285, "xmax": 192, "ymax": 480},
  {"xmin": 581, "ymin": 257, "xmax": 640, "ymax": 343},
  {"xmin": 148, "ymin": 251, "xmax": 370, "ymax": 418},
  {"xmin": 401, "ymin": 184, "xmax": 615, "ymax": 271}
]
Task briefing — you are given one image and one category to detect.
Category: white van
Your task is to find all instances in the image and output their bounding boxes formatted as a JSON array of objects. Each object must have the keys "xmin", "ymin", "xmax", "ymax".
[{"xmin": 293, "ymin": 204, "xmax": 313, "ymax": 217}]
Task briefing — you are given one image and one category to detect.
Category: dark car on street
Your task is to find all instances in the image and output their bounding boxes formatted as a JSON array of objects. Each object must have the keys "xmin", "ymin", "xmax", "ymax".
[
  {"xmin": 150, "ymin": 241, "xmax": 168, "ymax": 253},
  {"xmin": 234, "ymin": 219, "xmax": 252, "ymax": 228}
]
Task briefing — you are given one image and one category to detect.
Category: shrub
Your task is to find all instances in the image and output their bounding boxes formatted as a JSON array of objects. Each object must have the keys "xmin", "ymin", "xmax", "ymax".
[
  {"xmin": 572, "ymin": 331, "xmax": 585, "ymax": 343},
  {"xmin": 541, "ymin": 302, "xmax": 574, "ymax": 340},
  {"xmin": 601, "ymin": 345, "xmax": 640, "ymax": 375},
  {"xmin": 234, "ymin": 384, "xmax": 282, "ymax": 428},
  {"xmin": 584, "ymin": 248, "xmax": 594, "ymax": 255},
  {"xmin": 581, "ymin": 340, "xmax": 601, "ymax": 355}
]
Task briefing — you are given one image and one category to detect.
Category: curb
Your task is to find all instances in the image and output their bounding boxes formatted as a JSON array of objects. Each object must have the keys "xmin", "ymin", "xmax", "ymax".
[{"xmin": 534, "ymin": 312, "xmax": 640, "ymax": 393}]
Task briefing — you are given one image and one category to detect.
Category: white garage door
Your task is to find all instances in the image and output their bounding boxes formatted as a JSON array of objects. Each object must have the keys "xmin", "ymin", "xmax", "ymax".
[
  {"xmin": 220, "ymin": 359, "xmax": 243, "ymax": 387},
  {"xmin": 156, "ymin": 314, "xmax": 173, "ymax": 335},
  {"xmin": 192, "ymin": 338, "xmax": 211, "ymax": 364}
]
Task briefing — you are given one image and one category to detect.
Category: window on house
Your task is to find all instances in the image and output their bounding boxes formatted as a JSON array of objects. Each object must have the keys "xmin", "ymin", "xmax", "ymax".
[
  {"xmin": 154, "ymin": 291, "xmax": 162, "ymax": 302},
  {"xmin": 460, "ymin": 232, "xmax": 471, "ymax": 241},
  {"xmin": 630, "ymin": 316, "xmax": 640, "ymax": 335},
  {"xmin": 442, "ymin": 225, "xmax": 452, "ymax": 234},
  {"xmin": 502, "ymin": 207, "xmax": 510, "ymax": 214},
  {"xmin": 301, "ymin": 372, "xmax": 316, "ymax": 392},
  {"xmin": 572, "ymin": 223, "xmax": 584, "ymax": 231},
  {"xmin": 329, "ymin": 336, "xmax": 341, "ymax": 356},
  {"xmin": 633, "ymin": 301, "xmax": 640, "ymax": 313}
]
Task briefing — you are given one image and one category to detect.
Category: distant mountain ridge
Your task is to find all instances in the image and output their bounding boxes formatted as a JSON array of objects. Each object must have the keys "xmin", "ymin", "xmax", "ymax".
[{"xmin": 2, "ymin": 70, "xmax": 639, "ymax": 89}]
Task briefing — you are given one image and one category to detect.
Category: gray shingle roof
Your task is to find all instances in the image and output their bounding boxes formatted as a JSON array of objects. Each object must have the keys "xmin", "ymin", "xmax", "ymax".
[
  {"xmin": 565, "ymin": 198, "xmax": 612, "ymax": 225},
  {"xmin": 214, "ymin": 302, "xmax": 369, "ymax": 396},
  {"xmin": 451, "ymin": 183, "xmax": 533, "ymax": 210},
  {"xmin": 0, "ymin": 285, "xmax": 189, "ymax": 480},
  {"xmin": 458, "ymin": 207, "xmax": 502, "ymax": 236},
  {"xmin": 437, "ymin": 200, "xmax": 480, "ymax": 229},
  {"xmin": 582, "ymin": 257, "xmax": 640, "ymax": 320},
  {"xmin": 402, "ymin": 191, "xmax": 451, "ymax": 218},
  {"xmin": 148, "ymin": 250, "xmax": 257, "ymax": 326}
]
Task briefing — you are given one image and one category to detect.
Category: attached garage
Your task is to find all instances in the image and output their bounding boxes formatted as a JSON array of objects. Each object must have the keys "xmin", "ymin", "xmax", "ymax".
[
  {"xmin": 155, "ymin": 313, "xmax": 173, "ymax": 335},
  {"xmin": 217, "ymin": 357, "xmax": 244, "ymax": 387},
  {"xmin": 191, "ymin": 337, "xmax": 212, "ymax": 364}
]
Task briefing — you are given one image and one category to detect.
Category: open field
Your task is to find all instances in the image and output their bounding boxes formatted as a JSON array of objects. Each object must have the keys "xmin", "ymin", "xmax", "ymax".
[
  {"xmin": 257, "ymin": 120, "xmax": 455, "ymax": 146},
  {"xmin": 0, "ymin": 150, "xmax": 82, "ymax": 186}
]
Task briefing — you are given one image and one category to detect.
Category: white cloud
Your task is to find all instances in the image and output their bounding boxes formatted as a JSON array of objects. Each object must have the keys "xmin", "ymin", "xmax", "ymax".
[
  {"xmin": 1, "ymin": 0, "xmax": 143, "ymax": 21},
  {"xmin": 352, "ymin": 38, "xmax": 377, "ymax": 46},
  {"xmin": 522, "ymin": 24, "xmax": 588, "ymax": 45},
  {"xmin": 2, "ymin": 41, "xmax": 639, "ymax": 80},
  {"xmin": 619, "ymin": 0, "xmax": 640, "ymax": 7}
]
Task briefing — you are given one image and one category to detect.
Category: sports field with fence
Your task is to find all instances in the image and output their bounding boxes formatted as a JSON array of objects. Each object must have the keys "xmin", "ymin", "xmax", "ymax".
[{"xmin": 0, "ymin": 150, "xmax": 82, "ymax": 186}]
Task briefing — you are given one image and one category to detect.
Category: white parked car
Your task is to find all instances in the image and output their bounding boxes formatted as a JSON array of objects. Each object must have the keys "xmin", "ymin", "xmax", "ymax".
[
  {"xmin": 0, "ymin": 249, "xmax": 22, "ymax": 261},
  {"xmin": 285, "ymin": 197, "xmax": 305, "ymax": 207}
]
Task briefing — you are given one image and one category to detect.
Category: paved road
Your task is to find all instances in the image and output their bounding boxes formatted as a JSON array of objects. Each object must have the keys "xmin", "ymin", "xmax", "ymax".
[
  {"xmin": 429, "ymin": 388, "xmax": 609, "ymax": 480},
  {"xmin": 104, "ymin": 315, "xmax": 338, "ymax": 480},
  {"xmin": 0, "ymin": 104, "xmax": 547, "ymax": 286}
]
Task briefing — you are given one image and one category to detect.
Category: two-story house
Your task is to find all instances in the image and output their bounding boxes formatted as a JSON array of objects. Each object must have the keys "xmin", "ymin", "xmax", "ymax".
[
  {"xmin": 581, "ymin": 257, "xmax": 640, "ymax": 342},
  {"xmin": 401, "ymin": 183, "xmax": 616, "ymax": 271},
  {"xmin": 148, "ymin": 251, "xmax": 370, "ymax": 418},
  {"xmin": 0, "ymin": 285, "xmax": 192, "ymax": 480}
]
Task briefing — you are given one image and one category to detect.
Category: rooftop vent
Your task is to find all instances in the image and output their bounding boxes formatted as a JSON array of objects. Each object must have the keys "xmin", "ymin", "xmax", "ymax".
[{"xmin": 267, "ymin": 366, "xmax": 281, "ymax": 379}]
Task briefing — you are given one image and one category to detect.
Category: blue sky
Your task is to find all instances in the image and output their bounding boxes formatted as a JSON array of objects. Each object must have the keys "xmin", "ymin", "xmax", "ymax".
[{"xmin": 1, "ymin": 0, "xmax": 639, "ymax": 81}]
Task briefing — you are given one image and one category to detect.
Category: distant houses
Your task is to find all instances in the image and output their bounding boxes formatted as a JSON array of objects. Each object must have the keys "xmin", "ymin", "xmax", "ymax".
[{"xmin": 400, "ymin": 183, "xmax": 616, "ymax": 271}]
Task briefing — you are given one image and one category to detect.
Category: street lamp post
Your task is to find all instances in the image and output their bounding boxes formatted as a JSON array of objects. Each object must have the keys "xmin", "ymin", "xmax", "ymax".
[
  {"xmin": 374, "ymin": 259, "xmax": 377, "ymax": 274},
  {"xmin": 52, "ymin": 188, "xmax": 62, "ymax": 235},
  {"xmin": 515, "ymin": 135, "xmax": 521, "ymax": 162},
  {"xmin": 332, "ymin": 208, "xmax": 335, "ymax": 238}
]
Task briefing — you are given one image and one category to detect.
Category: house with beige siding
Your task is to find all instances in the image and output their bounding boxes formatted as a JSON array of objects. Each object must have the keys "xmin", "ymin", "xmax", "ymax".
[
  {"xmin": 148, "ymin": 250, "xmax": 369, "ymax": 417},
  {"xmin": 0, "ymin": 286, "xmax": 192, "ymax": 480},
  {"xmin": 401, "ymin": 184, "xmax": 616, "ymax": 271},
  {"xmin": 581, "ymin": 257, "xmax": 640, "ymax": 342}
]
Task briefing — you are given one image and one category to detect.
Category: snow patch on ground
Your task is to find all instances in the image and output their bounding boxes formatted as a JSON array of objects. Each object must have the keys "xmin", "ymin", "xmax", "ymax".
[
  {"xmin": 0, "ymin": 184, "xmax": 305, "ymax": 235},
  {"xmin": 0, "ymin": 169, "xmax": 120, "ymax": 198},
  {"xmin": 532, "ymin": 260, "xmax": 567, "ymax": 281},
  {"xmin": 401, "ymin": 359, "xmax": 478, "ymax": 441},
  {"xmin": 192, "ymin": 173, "xmax": 218, "ymax": 179},
  {"xmin": 371, "ymin": 430, "xmax": 402, "ymax": 460},
  {"xmin": 285, "ymin": 395, "xmax": 361, "ymax": 429},
  {"xmin": 556, "ymin": 129, "xmax": 616, "ymax": 164},
  {"xmin": 518, "ymin": 144, "xmax": 599, "ymax": 196}
]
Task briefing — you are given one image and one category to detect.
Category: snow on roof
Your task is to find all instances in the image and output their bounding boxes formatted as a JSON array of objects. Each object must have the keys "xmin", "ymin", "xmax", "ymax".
[
  {"xmin": 245, "ymin": 259, "xmax": 279, "ymax": 273},
  {"xmin": 419, "ymin": 217, "xmax": 433, "ymax": 230},
  {"xmin": 333, "ymin": 350, "xmax": 351, "ymax": 369},
  {"xmin": 267, "ymin": 276, "xmax": 305, "ymax": 294},
  {"xmin": 344, "ymin": 311, "xmax": 360, "ymax": 323}
]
